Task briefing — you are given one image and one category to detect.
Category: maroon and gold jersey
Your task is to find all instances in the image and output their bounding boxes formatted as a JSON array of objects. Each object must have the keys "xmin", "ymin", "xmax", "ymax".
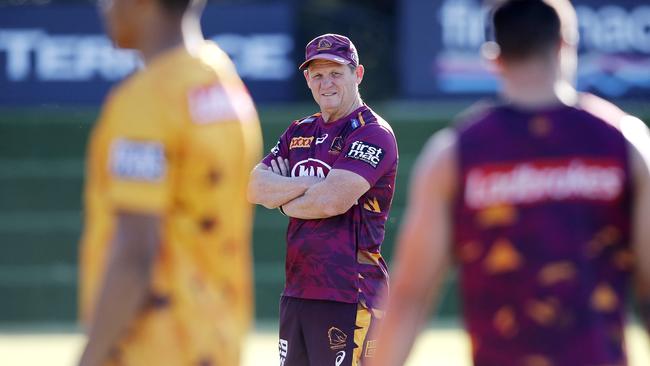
[
  {"xmin": 453, "ymin": 96, "xmax": 634, "ymax": 365},
  {"xmin": 262, "ymin": 105, "xmax": 398, "ymax": 312}
]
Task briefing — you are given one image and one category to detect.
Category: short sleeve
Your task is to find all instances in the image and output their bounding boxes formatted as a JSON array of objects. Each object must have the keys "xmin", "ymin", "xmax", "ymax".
[
  {"xmin": 103, "ymin": 94, "xmax": 175, "ymax": 214},
  {"xmin": 261, "ymin": 124, "xmax": 292, "ymax": 166},
  {"xmin": 333, "ymin": 124, "xmax": 398, "ymax": 186}
]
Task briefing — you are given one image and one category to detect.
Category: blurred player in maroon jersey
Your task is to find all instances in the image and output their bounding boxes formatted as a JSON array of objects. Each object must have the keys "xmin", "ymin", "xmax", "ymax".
[
  {"xmin": 248, "ymin": 33, "xmax": 398, "ymax": 366},
  {"xmin": 370, "ymin": 0, "xmax": 650, "ymax": 365}
]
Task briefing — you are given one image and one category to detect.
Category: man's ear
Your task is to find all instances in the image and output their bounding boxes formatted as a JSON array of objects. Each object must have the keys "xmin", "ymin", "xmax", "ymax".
[{"xmin": 355, "ymin": 65, "xmax": 365, "ymax": 84}]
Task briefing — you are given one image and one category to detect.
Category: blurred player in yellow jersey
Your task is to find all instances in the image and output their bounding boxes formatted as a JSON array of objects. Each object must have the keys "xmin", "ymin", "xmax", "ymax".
[{"xmin": 77, "ymin": 0, "xmax": 262, "ymax": 364}]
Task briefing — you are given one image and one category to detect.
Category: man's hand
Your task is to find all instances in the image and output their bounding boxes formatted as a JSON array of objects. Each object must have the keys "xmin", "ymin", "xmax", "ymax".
[
  {"xmin": 247, "ymin": 163, "xmax": 320, "ymax": 209},
  {"xmin": 280, "ymin": 169, "xmax": 370, "ymax": 219},
  {"xmin": 269, "ymin": 157, "xmax": 290, "ymax": 177}
]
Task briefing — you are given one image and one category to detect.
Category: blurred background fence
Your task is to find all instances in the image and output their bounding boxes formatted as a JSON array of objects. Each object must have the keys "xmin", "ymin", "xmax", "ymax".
[{"xmin": 1, "ymin": 0, "xmax": 649, "ymax": 326}]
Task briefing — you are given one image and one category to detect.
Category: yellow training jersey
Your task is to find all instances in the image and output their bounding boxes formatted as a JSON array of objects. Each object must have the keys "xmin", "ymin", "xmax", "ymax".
[{"xmin": 79, "ymin": 42, "xmax": 262, "ymax": 366}]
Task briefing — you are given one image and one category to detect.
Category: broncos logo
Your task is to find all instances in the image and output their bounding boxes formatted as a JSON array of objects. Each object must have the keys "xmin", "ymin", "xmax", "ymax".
[{"xmin": 328, "ymin": 327, "xmax": 348, "ymax": 350}]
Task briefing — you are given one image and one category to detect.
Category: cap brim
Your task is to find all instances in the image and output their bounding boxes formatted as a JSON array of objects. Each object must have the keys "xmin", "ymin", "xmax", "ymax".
[{"xmin": 299, "ymin": 54, "xmax": 352, "ymax": 70}]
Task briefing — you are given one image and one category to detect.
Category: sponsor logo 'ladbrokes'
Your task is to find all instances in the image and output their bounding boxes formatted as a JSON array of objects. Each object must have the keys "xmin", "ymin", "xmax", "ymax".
[{"xmin": 465, "ymin": 159, "xmax": 625, "ymax": 209}]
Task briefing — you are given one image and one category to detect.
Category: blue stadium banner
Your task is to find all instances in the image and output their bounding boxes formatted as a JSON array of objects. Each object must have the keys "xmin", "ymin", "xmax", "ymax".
[
  {"xmin": 400, "ymin": 0, "xmax": 650, "ymax": 99},
  {"xmin": 0, "ymin": 4, "xmax": 295, "ymax": 105}
]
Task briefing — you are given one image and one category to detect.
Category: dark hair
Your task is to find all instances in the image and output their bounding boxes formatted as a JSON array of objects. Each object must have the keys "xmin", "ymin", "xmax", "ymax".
[{"xmin": 491, "ymin": 0, "xmax": 561, "ymax": 60}]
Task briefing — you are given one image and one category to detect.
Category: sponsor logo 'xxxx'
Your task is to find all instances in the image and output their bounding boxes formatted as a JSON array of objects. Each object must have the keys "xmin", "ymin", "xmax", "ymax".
[
  {"xmin": 290, "ymin": 136, "xmax": 314, "ymax": 149},
  {"xmin": 328, "ymin": 327, "xmax": 348, "ymax": 350}
]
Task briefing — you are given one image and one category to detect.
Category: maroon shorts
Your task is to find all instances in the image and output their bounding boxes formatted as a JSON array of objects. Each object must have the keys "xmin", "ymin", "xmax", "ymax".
[{"xmin": 279, "ymin": 296, "xmax": 380, "ymax": 366}]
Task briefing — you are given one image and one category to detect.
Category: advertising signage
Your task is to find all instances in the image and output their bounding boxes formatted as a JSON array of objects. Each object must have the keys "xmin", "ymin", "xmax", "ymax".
[
  {"xmin": 400, "ymin": 0, "xmax": 650, "ymax": 99},
  {"xmin": 0, "ymin": 4, "xmax": 295, "ymax": 104}
]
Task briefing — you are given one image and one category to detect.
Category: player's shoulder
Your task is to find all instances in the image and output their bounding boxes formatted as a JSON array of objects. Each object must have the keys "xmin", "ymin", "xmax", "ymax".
[
  {"xmin": 290, "ymin": 112, "xmax": 321, "ymax": 128},
  {"xmin": 275, "ymin": 112, "xmax": 321, "ymax": 138},
  {"xmin": 197, "ymin": 41, "xmax": 240, "ymax": 78},
  {"xmin": 578, "ymin": 94, "xmax": 650, "ymax": 161},
  {"xmin": 99, "ymin": 68, "xmax": 148, "ymax": 120},
  {"xmin": 452, "ymin": 98, "xmax": 504, "ymax": 132},
  {"xmin": 355, "ymin": 106, "xmax": 395, "ymax": 136},
  {"xmin": 576, "ymin": 92, "xmax": 629, "ymax": 129},
  {"xmin": 574, "ymin": 93, "xmax": 650, "ymax": 149},
  {"xmin": 144, "ymin": 42, "xmax": 236, "ymax": 92}
]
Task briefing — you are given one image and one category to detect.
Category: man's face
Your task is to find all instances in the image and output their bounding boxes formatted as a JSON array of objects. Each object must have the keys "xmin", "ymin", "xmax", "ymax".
[
  {"xmin": 304, "ymin": 59, "xmax": 362, "ymax": 115},
  {"xmin": 98, "ymin": 0, "xmax": 139, "ymax": 48}
]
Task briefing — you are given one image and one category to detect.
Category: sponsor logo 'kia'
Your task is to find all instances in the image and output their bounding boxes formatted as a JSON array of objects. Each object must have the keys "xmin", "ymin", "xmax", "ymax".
[
  {"xmin": 289, "ymin": 136, "xmax": 314, "ymax": 149},
  {"xmin": 291, "ymin": 158, "xmax": 331, "ymax": 178},
  {"xmin": 346, "ymin": 140, "xmax": 384, "ymax": 168},
  {"xmin": 465, "ymin": 159, "xmax": 625, "ymax": 209}
]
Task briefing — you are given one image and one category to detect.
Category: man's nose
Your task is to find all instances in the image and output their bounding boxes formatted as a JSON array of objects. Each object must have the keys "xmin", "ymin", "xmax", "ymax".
[{"xmin": 321, "ymin": 76, "xmax": 334, "ymax": 86}]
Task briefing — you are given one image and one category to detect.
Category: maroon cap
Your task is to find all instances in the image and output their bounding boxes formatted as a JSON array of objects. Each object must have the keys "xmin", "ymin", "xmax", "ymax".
[{"xmin": 299, "ymin": 33, "xmax": 359, "ymax": 70}]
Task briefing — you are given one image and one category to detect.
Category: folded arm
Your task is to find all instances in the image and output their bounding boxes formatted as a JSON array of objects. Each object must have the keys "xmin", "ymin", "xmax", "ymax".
[
  {"xmin": 247, "ymin": 162, "xmax": 321, "ymax": 209},
  {"xmin": 281, "ymin": 168, "xmax": 371, "ymax": 219}
]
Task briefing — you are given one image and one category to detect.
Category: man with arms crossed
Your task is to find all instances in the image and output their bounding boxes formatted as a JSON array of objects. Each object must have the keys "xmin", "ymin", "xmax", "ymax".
[
  {"xmin": 78, "ymin": 0, "xmax": 262, "ymax": 364},
  {"xmin": 371, "ymin": 0, "xmax": 650, "ymax": 365},
  {"xmin": 248, "ymin": 33, "xmax": 398, "ymax": 366}
]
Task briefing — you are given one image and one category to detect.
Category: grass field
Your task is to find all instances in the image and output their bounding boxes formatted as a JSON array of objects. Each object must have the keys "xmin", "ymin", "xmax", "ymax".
[{"xmin": 0, "ymin": 323, "xmax": 648, "ymax": 365}]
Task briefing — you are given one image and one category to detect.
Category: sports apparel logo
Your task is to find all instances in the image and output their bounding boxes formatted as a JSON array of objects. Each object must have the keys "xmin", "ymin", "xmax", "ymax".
[
  {"xmin": 279, "ymin": 339, "xmax": 288, "ymax": 366},
  {"xmin": 346, "ymin": 140, "xmax": 384, "ymax": 168},
  {"xmin": 328, "ymin": 327, "xmax": 348, "ymax": 350},
  {"xmin": 291, "ymin": 158, "xmax": 331, "ymax": 178},
  {"xmin": 271, "ymin": 140, "xmax": 280, "ymax": 156},
  {"xmin": 289, "ymin": 136, "xmax": 314, "ymax": 149},
  {"xmin": 465, "ymin": 159, "xmax": 625, "ymax": 209},
  {"xmin": 316, "ymin": 134, "xmax": 329, "ymax": 145},
  {"xmin": 335, "ymin": 351, "xmax": 346, "ymax": 366},
  {"xmin": 109, "ymin": 139, "xmax": 166, "ymax": 181}
]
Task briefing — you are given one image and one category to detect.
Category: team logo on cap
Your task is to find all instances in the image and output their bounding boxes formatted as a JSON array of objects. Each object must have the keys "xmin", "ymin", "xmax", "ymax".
[
  {"xmin": 350, "ymin": 51, "xmax": 358, "ymax": 64},
  {"xmin": 317, "ymin": 38, "xmax": 333, "ymax": 50}
]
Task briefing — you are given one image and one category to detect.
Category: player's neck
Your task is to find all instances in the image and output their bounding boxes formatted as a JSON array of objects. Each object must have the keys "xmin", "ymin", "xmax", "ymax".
[
  {"xmin": 138, "ymin": 14, "xmax": 203, "ymax": 65},
  {"xmin": 500, "ymin": 62, "xmax": 572, "ymax": 109},
  {"xmin": 321, "ymin": 97, "xmax": 363, "ymax": 124}
]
